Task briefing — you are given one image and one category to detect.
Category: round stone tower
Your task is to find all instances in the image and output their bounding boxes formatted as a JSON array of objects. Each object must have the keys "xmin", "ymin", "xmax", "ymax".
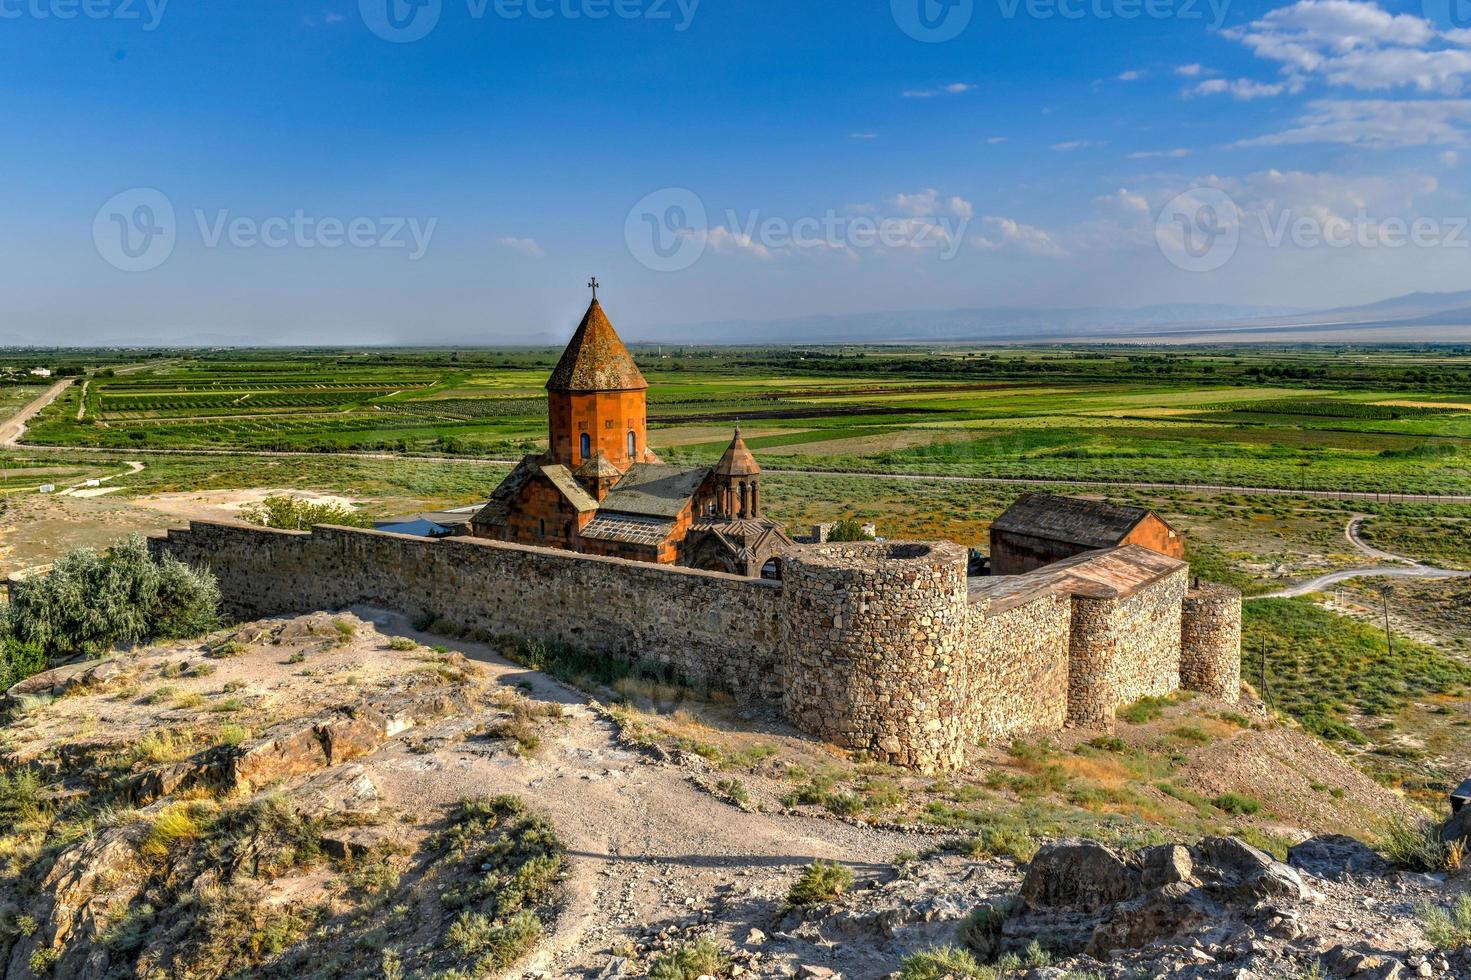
[
  {"xmin": 779, "ymin": 541, "xmax": 973, "ymax": 771},
  {"xmin": 1180, "ymin": 582, "xmax": 1242, "ymax": 700}
]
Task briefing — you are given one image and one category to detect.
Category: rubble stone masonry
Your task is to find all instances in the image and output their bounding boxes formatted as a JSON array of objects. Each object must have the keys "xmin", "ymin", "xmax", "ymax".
[{"xmin": 148, "ymin": 521, "xmax": 1242, "ymax": 771}]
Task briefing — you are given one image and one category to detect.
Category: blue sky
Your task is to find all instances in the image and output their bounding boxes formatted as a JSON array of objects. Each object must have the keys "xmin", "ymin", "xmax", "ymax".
[{"xmin": 2, "ymin": 0, "xmax": 1469, "ymax": 343}]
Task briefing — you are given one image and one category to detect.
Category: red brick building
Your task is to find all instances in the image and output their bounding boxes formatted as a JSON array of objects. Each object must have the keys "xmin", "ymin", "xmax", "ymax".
[
  {"xmin": 988, "ymin": 492, "xmax": 1184, "ymax": 576},
  {"xmin": 470, "ymin": 296, "xmax": 792, "ymax": 576}
]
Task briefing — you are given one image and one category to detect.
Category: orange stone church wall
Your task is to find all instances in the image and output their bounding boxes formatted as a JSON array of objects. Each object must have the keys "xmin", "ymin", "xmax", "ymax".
[
  {"xmin": 1121, "ymin": 514, "xmax": 1185, "ymax": 560},
  {"xmin": 548, "ymin": 389, "xmax": 649, "ymax": 469}
]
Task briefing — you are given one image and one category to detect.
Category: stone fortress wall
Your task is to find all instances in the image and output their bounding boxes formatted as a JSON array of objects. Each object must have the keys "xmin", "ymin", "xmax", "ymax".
[{"xmin": 144, "ymin": 520, "xmax": 1242, "ymax": 771}]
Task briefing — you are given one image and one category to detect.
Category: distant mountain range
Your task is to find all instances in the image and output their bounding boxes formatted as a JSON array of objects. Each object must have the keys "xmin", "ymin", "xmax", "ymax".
[{"xmin": 4, "ymin": 290, "xmax": 1471, "ymax": 348}]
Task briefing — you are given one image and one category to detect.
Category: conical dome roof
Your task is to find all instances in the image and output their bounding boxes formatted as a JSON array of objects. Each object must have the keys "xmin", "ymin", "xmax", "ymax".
[
  {"xmin": 546, "ymin": 299, "xmax": 649, "ymax": 393},
  {"xmin": 715, "ymin": 426, "xmax": 760, "ymax": 476}
]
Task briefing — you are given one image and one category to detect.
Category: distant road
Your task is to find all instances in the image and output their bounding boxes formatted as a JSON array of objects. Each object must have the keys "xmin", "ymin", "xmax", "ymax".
[
  {"xmin": 0, "ymin": 380, "xmax": 72, "ymax": 448},
  {"xmin": 1257, "ymin": 514, "xmax": 1471, "ymax": 599}
]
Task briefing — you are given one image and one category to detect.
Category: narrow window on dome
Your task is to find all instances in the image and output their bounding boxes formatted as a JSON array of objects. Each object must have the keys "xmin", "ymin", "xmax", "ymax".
[
  {"xmin": 628, "ymin": 430, "xmax": 637, "ymax": 457},
  {"xmin": 580, "ymin": 433, "xmax": 591, "ymax": 459}
]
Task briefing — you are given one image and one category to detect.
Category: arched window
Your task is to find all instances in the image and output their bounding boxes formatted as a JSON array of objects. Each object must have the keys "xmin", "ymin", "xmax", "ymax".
[
  {"xmin": 580, "ymin": 433, "xmax": 591, "ymax": 460},
  {"xmin": 628, "ymin": 430, "xmax": 637, "ymax": 457}
]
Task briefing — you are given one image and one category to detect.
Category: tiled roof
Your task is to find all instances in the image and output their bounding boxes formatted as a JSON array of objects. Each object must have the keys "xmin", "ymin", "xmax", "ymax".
[
  {"xmin": 990, "ymin": 493, "xmax": 1160, "ymax": 549},
  {"xmin": 713, "ymin": 427, "xmax": 760, "ymax": 477},
  {"xmin": 472, "ymin": 456, "xmax": 598, "ymax": 528},
  {"xmin": 546, "ymin": 299, "xmax": 649, "ymax": 393},
  {"xmin": 599, "ymin": 464, "xmax": 710, "ymax": 519},
  {"xmin": 580, "ymin": 512, "xmax": 675, "ymax": 546},
  {"xmin": 574, "ymin": 452, "xmax": 625, "ymax": 480},
  {"xmin": 538, "ymin": 464, "xmax": 599, "ymax": 513}
]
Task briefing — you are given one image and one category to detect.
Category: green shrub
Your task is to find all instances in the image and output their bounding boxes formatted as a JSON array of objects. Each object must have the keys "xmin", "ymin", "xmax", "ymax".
[
  {"xmin": 896, "ymin": 945, "xmax": 996, "ymax": 980},
  {"xmin": 1381, "ymin": 816, "xmax": 1458, "ymax": 872},
  {"xmin": 957, "ymin": 899, "xmax": 1015, "ymax": 959},
  {"xmin": 647, "ymin": 935, "xmax": 729, "ymax": 980},
  {"xmin": 1211, "ymin": 793, "xmax": 1261, "ymax": 816},
  {"xmin": 4, "ymin": 537, "xmax": 220, "ymax": 659},
  {"xmin": 826, "ymin": 518, "xmax": 875, "ymax": 542},
  {"xmin": 239, "ymin": 494, "xmax": 372, "ymax": 530},
  {"xmin": 787, "ymin": 859, "xmax": 854, "ymax": 907},
  {"xmin": 1418, "ymin": 894, "xmax": 1471, "ymax": 949},
  {"xmin": 1119, "ymin": 696, "xmax": 1168, "ymax": 725}
]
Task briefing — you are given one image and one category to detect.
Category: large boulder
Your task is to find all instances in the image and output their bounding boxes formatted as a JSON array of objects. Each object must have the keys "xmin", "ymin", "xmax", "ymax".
[
  {"xmin": 1019, "ymin": 840, "xmax": 1141, "ymax": 912},
  {"xmin": 1194, "ymin": 836, "xmax": 1310, "ymax": 904},
  {"xmin": 1086, "ymin": 880, "xmax": 1223, "ymax": 957},
  {"xmin": 1288, "ymin": 834, "xmax": 1393, "ymax": 882}
]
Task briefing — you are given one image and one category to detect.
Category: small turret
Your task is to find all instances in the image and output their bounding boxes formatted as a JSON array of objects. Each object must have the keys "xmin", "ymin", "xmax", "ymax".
[{"xmin": 713, "ymin": 426, "xmax": 761, "ymax": 519}]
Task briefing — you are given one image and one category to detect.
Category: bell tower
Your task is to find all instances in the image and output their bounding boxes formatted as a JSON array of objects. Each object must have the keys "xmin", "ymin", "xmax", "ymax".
[
  {"xmin": 545, "ymin": 280, "xmax": 651, "ymax": 474},
  {"xmin": 713, "ymin": 426, "xmax": 761, "ymax": 520}
]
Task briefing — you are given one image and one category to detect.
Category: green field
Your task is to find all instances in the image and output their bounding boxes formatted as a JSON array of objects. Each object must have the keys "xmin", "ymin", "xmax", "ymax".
[{"xmin": 15, "ymin": 345, "xmax": 1471, "ymax": 495}]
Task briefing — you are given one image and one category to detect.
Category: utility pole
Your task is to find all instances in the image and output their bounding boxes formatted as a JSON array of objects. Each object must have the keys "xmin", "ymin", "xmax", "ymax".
[{"xmin": 1378, "ymin": 583, "xmax": 1394, "ymax": 659}]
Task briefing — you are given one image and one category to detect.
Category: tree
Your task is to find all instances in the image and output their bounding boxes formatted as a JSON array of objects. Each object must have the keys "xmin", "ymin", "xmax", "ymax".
[
  {"xmin": 3, "ymin": 536, "xmax": 221, "ymax": 660},
  {"xmin": 827, "ymin": 519, "xmax": 875, "ymax": 543},
  {"xmin": 239, "ymin": 494, "xmax": 373, "ymax": 530}
]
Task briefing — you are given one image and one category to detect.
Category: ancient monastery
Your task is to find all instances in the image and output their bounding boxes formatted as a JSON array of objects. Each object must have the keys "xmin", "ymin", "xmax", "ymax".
[{"xmin": 470, "ymin": 294, "xmax": 792, "ymax": 577}]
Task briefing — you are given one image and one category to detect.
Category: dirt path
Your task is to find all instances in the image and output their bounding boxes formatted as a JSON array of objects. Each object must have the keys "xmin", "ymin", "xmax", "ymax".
[
  {"xmin": 1257, "ymin": 514, "xmax": 1471, "ymax": 599},
  {"xmin": 0, "ymin": 379, "xmax": 71, "ymax": 447},
  {"xmin": 359, "ymin": 607, "xmax": 920, "ymax": 976}
]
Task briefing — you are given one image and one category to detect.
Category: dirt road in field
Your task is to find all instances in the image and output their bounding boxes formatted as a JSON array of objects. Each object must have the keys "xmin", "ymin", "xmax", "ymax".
[
  {"xmin": 0, "ymin": 380, "xmax": 71, "ymax": 447},
  {"xmin": 1257, "ymin": 514, "xmax": 1471, "ymax": 599}
]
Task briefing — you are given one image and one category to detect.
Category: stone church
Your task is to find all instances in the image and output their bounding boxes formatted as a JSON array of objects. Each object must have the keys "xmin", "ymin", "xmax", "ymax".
[{"xmin": 470, "ymin": 294, "xmax": 792, "ymax": 577}]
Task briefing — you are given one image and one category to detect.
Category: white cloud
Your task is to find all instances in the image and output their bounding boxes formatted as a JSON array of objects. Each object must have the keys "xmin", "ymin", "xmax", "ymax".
[
  {"xmin": 1442, "ymin": 150, "xmax": 1461, "ymax": 165},
  {"xmin": 704, "ymin": 226, "xmax": 774, "ymax": 259},
  {"xmin": 1222, "ymin": 0, "xmax": 1471, "ymax": 95},
  {"xmin": 903, "ymin": 83, "xmax": 974, "ymax": 98},
  {"xmin": 972, "ymin": 217, "xmax": 1067, "ymax": 257},
  {"xmin": 1118, "ymin": 70, "xmax": 1146, "ymax": 81},
  {"xmin": 986, "ymin": 136, "xmax": 1008, "ymax": 144},
  {"xmin": 1097, "ymin": 188, "xmax": 1153, "ymax": 214},
  {"xmin": 1051, "ymin": 139, "xmax": 1106, "ymax": 151},
  {"xmin": 1236, "ymin": 98, "xmax": 1471, "ymax": 146},
  {"xmin": 890, "ymin": 189, "xmax": 974, "ymax": 219},
  {"xmin": 850, "ymin": 132, "xmax": 878, "ymax": 140},
  {"xmin": 497, "ymin": 237, "xmax": 544, "ymax": 258},
  {"xmin": 1127, "ymin": 147, "xmax": 1193, "ymax": 159},
  {"xmin": 1192, "ymin": 77, "xmax": 1303, "ymax": 99},
  {"xmin": 1175, "ymin": 63, "xmax": 1207, "ymax": 77}
]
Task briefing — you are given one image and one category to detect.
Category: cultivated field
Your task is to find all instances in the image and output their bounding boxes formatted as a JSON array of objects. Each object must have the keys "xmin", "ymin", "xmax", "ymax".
[{"xmin": 15, "ymin": 346, "xmax": 1471, "ymax": 495}]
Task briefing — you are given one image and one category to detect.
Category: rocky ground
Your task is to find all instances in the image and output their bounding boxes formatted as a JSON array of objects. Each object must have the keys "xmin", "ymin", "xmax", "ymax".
[{"xmin": 0, "ymin": 611, "xmax": 1465, "ymax": 979}]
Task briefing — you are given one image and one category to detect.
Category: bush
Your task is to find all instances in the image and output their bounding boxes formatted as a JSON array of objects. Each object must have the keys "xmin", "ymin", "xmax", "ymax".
[
  {"xmin": 1418, "ymin": 894, "xmax": 1471, "ymax": 949},
  {"xmin": 957, "ymin": 899, "xmax": 1015, "ymax": 959},
  {"xmin": 787, "ymin": 859, "xmax": 854, "ymax": 907},
  {"xmin": 647, "ymin": 935, "xmax": 729, "ymax": 980},
  {"xmin": 897, "ymin": 945, "xmax": 995, "ymax": 980},
  {"xmin": 1211, "ymin": 793, "xmax": 1261, "ymax": 816},
  {"xmin": 4, "ymin": 537, "xmax": 220, "ymax": 659},
  {"xmin": 827, "ymin": 519, "xmax": 875, "ymax": 543},
  {"xmin": 239, "ymin": 494, "xmax": 371, "ymax": 530},
  {"xmin": 1381, "ymin": 816, "xmax": 1459, "ymax": 872}
]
